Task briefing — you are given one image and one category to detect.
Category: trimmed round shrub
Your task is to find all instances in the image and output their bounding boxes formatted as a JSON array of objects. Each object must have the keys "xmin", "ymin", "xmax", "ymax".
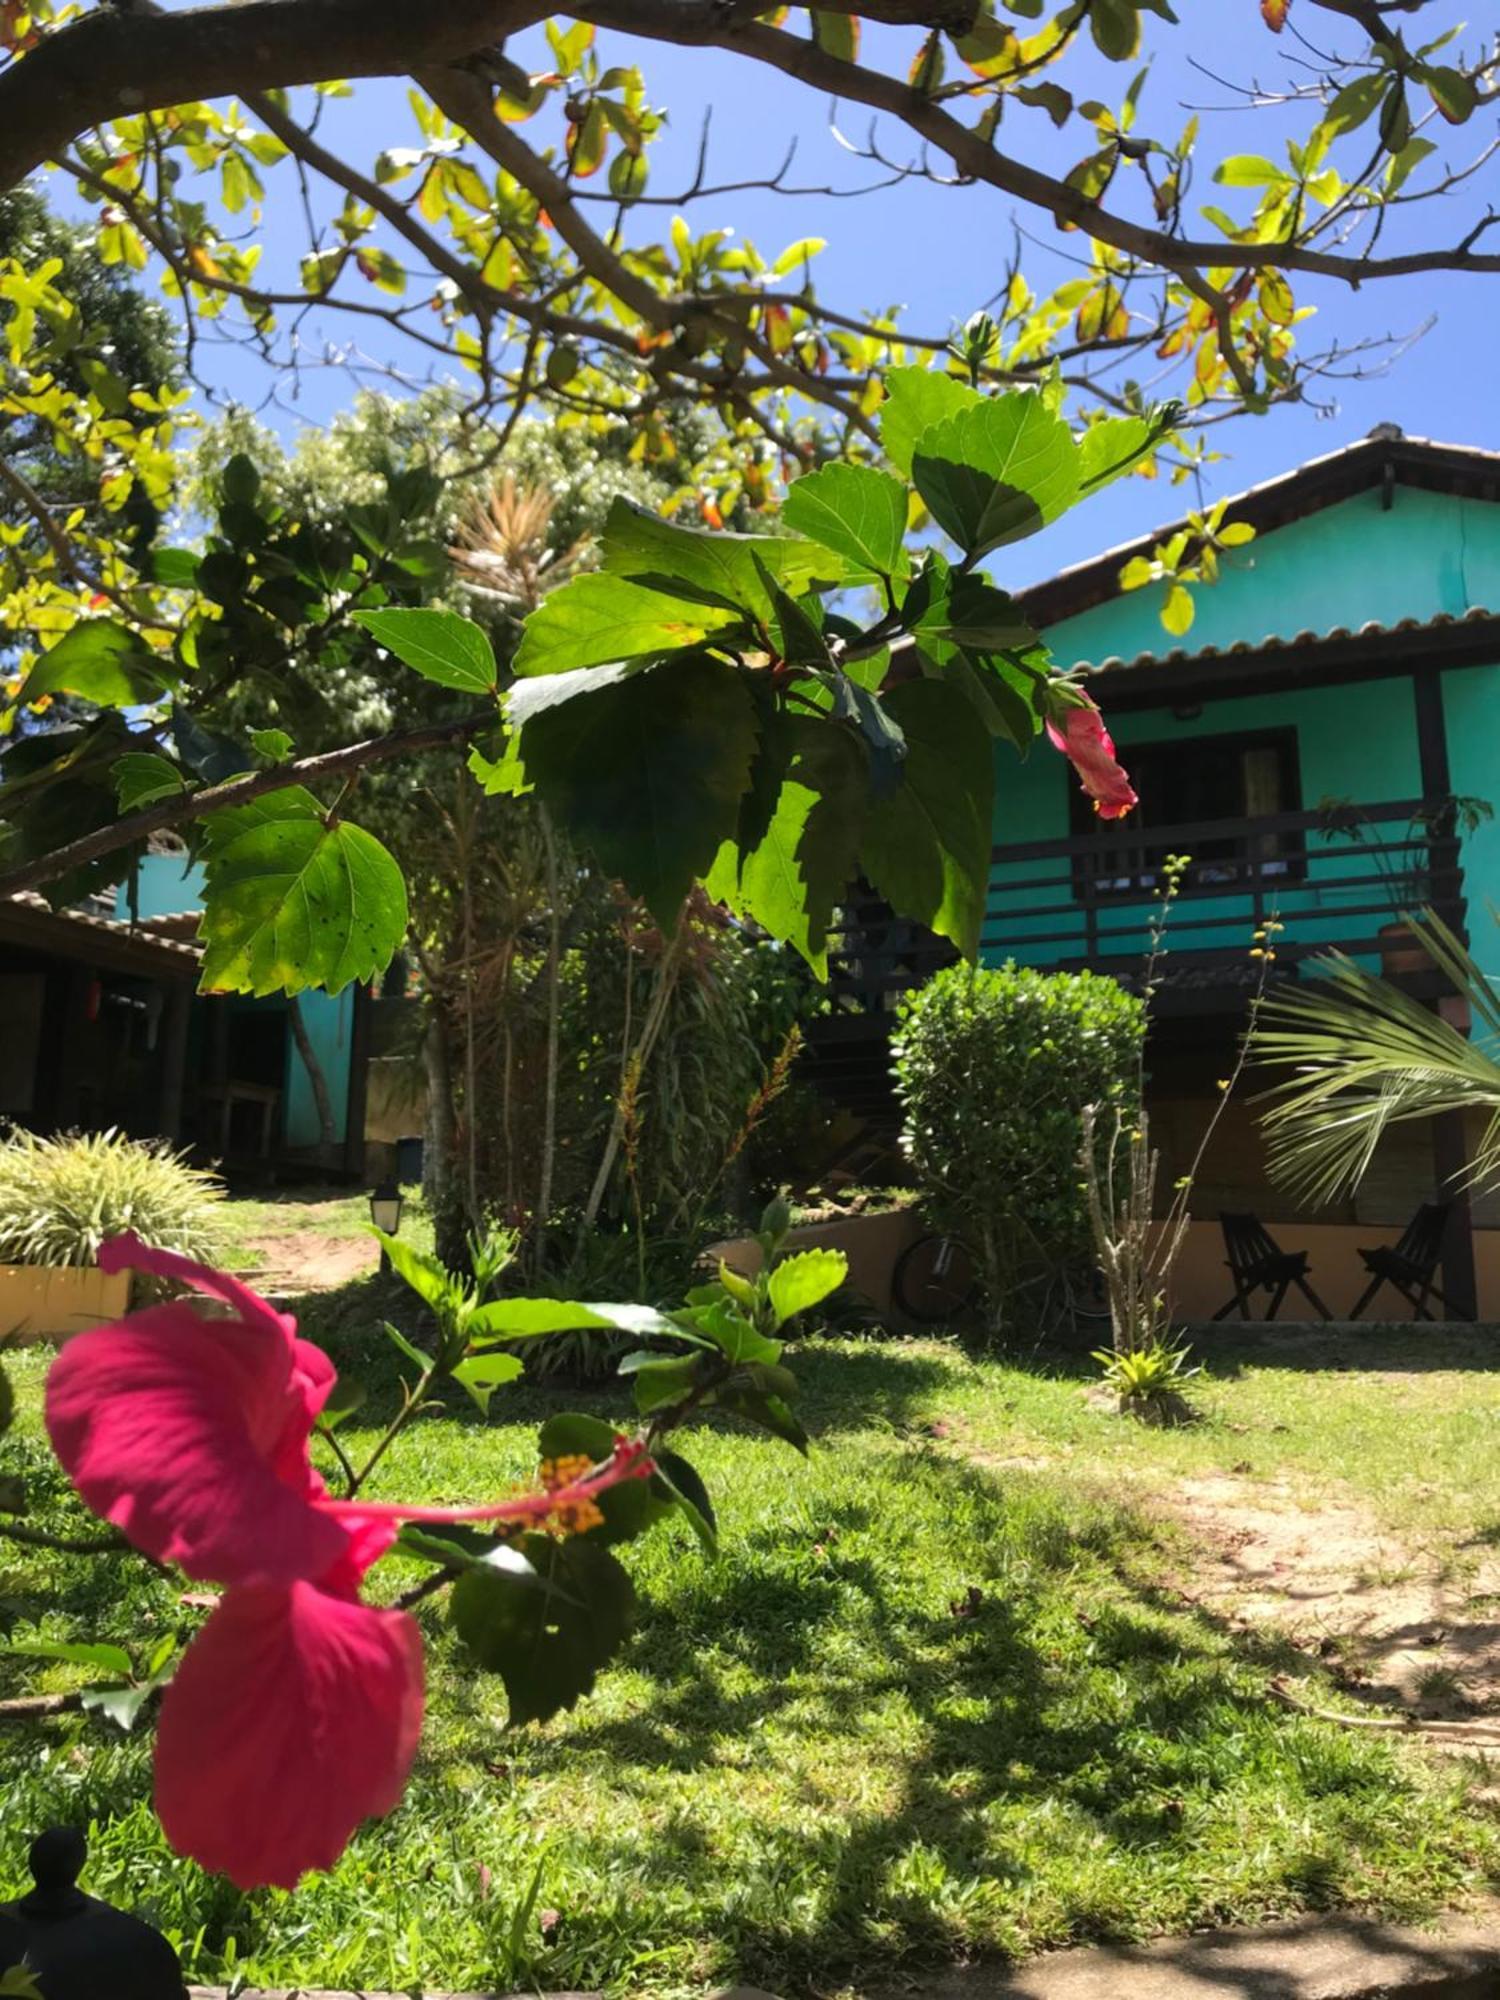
[{"xmin": 890, "ymin": 962, "xmax": 1144, "ymax": 1334}]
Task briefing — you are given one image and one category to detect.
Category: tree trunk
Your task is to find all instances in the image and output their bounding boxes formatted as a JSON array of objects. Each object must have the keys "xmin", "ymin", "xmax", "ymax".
[{"xmin": 286, "ymin": 995, "xmax": 337, "ymax": 1166}]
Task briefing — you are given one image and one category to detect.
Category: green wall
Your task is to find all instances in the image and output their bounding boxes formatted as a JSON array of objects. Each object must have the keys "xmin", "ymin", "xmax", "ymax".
[
  {"xmin": 1047, "ymin": 487, "xmax": 1500, "ymax": 671},
  {"xmin": 117, "ymin": 856, "xmax": 353, "ymax": 1148}
]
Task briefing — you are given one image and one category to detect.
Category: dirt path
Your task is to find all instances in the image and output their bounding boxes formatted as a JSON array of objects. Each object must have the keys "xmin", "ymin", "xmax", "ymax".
[
  {"xmin": 1160, "ymin": 1472, "xmax": 1500, "ymax": 1717},
  {"xmin": 240, "ymin": 1228, "xmax": 378, "ymax": 1296}
]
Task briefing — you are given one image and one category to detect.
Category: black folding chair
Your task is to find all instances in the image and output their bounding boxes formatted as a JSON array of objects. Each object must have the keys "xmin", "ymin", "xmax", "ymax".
[
  {"xmin": 1212, "ymin": 1212, "xmax": 1333, "ymax": 1322},
  {"xmin": 1349, "ymin": 1202, "xmax": 1468, "ymax": 1321}
]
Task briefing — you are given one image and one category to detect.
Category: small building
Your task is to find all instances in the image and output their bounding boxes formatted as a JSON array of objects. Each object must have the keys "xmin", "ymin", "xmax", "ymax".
[
  {"xmin": 813, "ymin": 428, "xmax": 1500, "ymax": 1318},
  {"xmin": 2, "ymin": 851, "xmax": 382, "ymax": 1180}
]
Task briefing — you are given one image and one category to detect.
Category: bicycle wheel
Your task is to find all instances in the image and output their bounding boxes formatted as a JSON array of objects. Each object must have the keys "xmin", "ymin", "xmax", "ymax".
[
  {"xmin": 893, "ymin": 1233, "xmax": 978, "ymax": 1324},
  {"xmin": 1063, "ymin": 1261, "xmax": 1112, "ymax": 1322}
]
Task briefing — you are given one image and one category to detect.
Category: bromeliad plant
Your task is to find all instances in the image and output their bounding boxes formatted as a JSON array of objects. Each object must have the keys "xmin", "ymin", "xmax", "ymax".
[{"xmin": 0, "ymin": 1198, "xmax": 842, "ymax": 1893}]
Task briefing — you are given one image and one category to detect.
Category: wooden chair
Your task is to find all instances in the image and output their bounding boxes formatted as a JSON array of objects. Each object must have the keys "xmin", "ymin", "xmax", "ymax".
[
  {"xmin": 1213, "ymin": 1212, "xmax": 1333, "ymax": 1322},
  {"xmin": 1349, "ymin": 1203, "xmax": 1467, "ymax": 1321}
]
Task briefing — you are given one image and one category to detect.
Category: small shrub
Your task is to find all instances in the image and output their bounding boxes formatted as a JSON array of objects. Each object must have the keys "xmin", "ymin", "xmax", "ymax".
[
  {"xmin": 0, "ymin": 1127, "xmax": 225, "ymax": 1272},
  {"xmin": 890, "ymin": 962, "xmax": 1144, "ymax": 1335},
  {"xmin": 1093, "ymin": 1335, "xmax": 1201, "ymax": 1425}
]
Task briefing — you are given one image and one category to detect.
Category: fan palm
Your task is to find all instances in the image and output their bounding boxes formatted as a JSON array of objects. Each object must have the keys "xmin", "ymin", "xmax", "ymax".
[{"xmin": 1253, "ymin": 910, "xmax": 1500, "ymax": 1204}]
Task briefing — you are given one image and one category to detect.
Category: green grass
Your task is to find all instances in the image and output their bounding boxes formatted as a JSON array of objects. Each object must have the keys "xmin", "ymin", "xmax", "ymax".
[{"xmin": 1, "ymin": 1310, "xmax": 1498, "ymax": 1995}]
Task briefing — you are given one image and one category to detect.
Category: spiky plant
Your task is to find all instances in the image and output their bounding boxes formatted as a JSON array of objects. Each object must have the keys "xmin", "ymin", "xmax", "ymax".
[
  {"xmin": 0, "ymin": 1127, "xmax": 225, "ymax": 1271},
  {"xmin": 447, "ymin": 473, "xmax": 587, "ymax": 616},
  {"xmin": 1253, "ymin": 909, "xmax": 1500, "ymax": 1204}
]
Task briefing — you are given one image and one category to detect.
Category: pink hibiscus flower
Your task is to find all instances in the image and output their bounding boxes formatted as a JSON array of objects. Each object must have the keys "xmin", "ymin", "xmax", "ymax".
[
  {"xmin": 45, "ymin": 1234, "xmax": 649, "ymax": 1891},
  {"xmin": 1045, "ymin": 697, "xmax": 1138, "ymax": 820}
]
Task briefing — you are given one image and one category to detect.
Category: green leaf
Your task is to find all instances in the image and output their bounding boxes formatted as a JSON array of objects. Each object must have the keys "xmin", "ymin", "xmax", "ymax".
[
  {"xmin": 450, "ymin": 1351, "xmax": 524, "ymax": 1413},
  {"xmin": 149, "ymin": 547, "xmax": 201, "ymax": 588},
  {"xmin": 382, "ymin": 1317, "xmax": 436, "ymax": 1372},
  {"xmin": 831, "ymin": 672, "xmax": 906, "ymax": 795},
  {"xmin": 80, "ymin": 1682, "xmax": 157, "ymax": 1732},
  {"xmin": 318, "ymin": 1375, "xmax": 367, "ymax": 1430},
  {"xmin": 112, "ymin": 752, "xmax": 183, "ymax": 811},
  {"xmin": 1422, "ymin": 63, "xmax": 1476, "ymax": 125},
  {"xmin": 197, "ymin": 788, "xmax": 408, "ymax": 996},
  {"xmin": 1321, "ymin": 72, "xmax": 1386, "ymax": 138},
  {"xmin": 859, "ymin": 678, "xmax": 995, "ymax": 956},
  {"xmin": 1213, "ymin": 154, "xmax": 1290, "ymax": 188},
  {"xmin": 355, "ymin": 608, "xmax": 498, "ymax": 694},
  {"xmin": 913, "ymin": 394, "xmax": 1081, "ymax": 560},
  {"xmin": 705, "ymin": 715, "xmax": 866, "ymax": 975},
  {"xmin": 767, "ymin": 1247, "xmax": 849, "ymax": 1326},
  {"xmin": 466, "ymin": 1297, "xmax": 675, "ymax": 1342},
  {"xmin": 516, "ymin": 656, "xmax": 759, "ymax": 929},
  {"xmin": 250, "ymin": 727, "xmax": 295, "ymax": 764},
  {"xmin": 8, "ymin": 1638, "xmax": 132, "ymax": 1676},
  {"xmin": 682, "ymin": 1298, "xmax": 781, "ymax": 1365},
  {"xmin": 372, "ymin": 1230, "xmax": 453, "ymax": 1314},
  {"xmin": 222, "ymin": 454, "xmax": 261, "ymax": 506},
  {"xmin": 631, "ymin": 1354, "xmax": 701, "ymax": 1415},
  {"xmin": 451, "ymin": 1533, "xmax": 636, "ymax": 1725},
  {"xmin": 1078, "ymin": 412, "xmax": 1168, "ymax": 492},
  {"xmin": 1090, "ymin": 0, "xmax": 1141, "ymax": 59},
  {"xmin": 19, "ymin": 621, "xmax": 171, "ymax": 708},
  {"xmin": 513, "ymin": 572, "xmax": 740, "ymax": 677},
  {"xmin": 717, "ymin": 1379, "xmax": 810, "ymax": 1454},
  {"xmin": 907, "ymin": 565, "xmax": 1038, "ymax": 652},
  {"xmin": 469, "ymin": 734, "xmax": 529, "ymax": 797},
  {"xmin": 878, "ymin": 366, "xmax": 983, "ymax": 479},
  {"xmin": 1161, "ymin": 582, "xmax": 1195, "ymax": 636},
  {"xmin": 653, "ymin": 1449, "xmax": 717, "ymax": 1554},
  {"xmin": 396, "ymin": 1521, "xmax": 505, "ymax": 1571},
  {"xmin": 782, "ymin": 462, "xmax": 910, "ymax": 580},
  {"xmin": 601, "ymin": 497, "xmax": 841, "ymax": 613}
]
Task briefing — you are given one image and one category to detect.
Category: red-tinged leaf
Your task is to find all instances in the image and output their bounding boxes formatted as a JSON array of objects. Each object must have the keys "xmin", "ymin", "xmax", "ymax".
[{"xmin": 1261, "ymin": 0, "xmax": 1288, "ymax": 29}]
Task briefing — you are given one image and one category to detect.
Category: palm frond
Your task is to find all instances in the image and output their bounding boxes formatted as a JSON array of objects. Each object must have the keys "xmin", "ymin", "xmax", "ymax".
[{"xmin": 1253, "ymin": 909, "xmax": 1500, "ymax": 1205}]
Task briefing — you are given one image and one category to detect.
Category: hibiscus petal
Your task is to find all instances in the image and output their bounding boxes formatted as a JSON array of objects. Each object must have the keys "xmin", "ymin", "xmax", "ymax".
[
  {"xmin": 155, "ymin": 1582, "xmax": 424, "ymax": 1890},
  {"xmin": 99, "ymin": 1231, "xmax": 300, "ymax": 1344},
  {"xmin": 45, "ymin": 1306, "xmax": 347, "ymax": 1584}
]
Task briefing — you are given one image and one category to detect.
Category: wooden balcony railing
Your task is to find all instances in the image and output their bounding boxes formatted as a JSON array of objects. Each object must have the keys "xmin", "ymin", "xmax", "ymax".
[{"xmin": 823, "ymin": 797, "xmax": 1468, "ymax": 1017}]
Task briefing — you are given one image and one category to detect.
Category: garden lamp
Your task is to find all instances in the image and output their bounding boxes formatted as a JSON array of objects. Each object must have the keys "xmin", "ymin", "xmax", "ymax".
[{"xmin": 369, "ymin": 1180, "xmax": 404, "ymax": 1271}]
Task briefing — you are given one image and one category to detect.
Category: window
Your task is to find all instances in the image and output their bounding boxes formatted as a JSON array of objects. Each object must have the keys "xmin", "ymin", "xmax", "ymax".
[{"xmin": 1070, "ymin": 728, "xmax": 1302, "ymax": 898}]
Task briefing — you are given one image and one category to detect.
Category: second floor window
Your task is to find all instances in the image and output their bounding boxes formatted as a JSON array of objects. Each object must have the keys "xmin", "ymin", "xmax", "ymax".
[{"xmin": 1071, "ymin": 728, "xmax": 1302, "ymax": 897}]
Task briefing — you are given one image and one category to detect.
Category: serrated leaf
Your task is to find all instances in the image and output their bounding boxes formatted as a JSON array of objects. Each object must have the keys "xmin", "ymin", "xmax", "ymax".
[
  {"xmin": 513, "ymin": 572, "xmax": 740, "ymax": 677},
  {"xmin": 19, "ymin": 621, "xmax": 171, "ymax": 708},
  {"xmin": 912, "ymin": 394, "xmax": 1081, "ymax": 559},
  {"xmin": 878, "ymin": 366, "xmax": 983, "ymax": 479},
  {"xmin": 451, "ymin": 1533, "xmax": 636, "ymax": 1725},
  {"xmin": 767, "ymin": 1247, "xmax": 849, "ymax": 1326},
  {"xmin": 355, "ymin": 608, "xmax": 497, "ymax": 694},
  {"xmin": 382, "ymin": 1317, "xmax": 437, "ymax": 1372},
  {"xmin": 112, "ymin": 752, "xmax": 183, "ymax": 811},
  {"xmin": 197, "ymin": 788, "xmax": 408, "ymax": 997},
  {"xmin": 705, "ymin": 715, "xmax": 866, "ymax": 975},
  {"xmin": 516, "ymin": 655, "xmax": 759, "ymax": 929},
  {"xmin": 782, "ymin": 462, "xmax": 910, "ymax": 580},
  {"xmin": 859, "ymin": 678, "xmax": 994, "ymax": 957},
  {"xmin": 1078, "ymin": 412, "xmax": 1169, "ymax": 491}
]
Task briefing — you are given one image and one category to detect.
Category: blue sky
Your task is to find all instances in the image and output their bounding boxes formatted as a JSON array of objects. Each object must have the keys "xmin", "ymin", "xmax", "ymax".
[{"xmin": 148, "ymin": 3, "xmax": 1498, "ymax": 586}]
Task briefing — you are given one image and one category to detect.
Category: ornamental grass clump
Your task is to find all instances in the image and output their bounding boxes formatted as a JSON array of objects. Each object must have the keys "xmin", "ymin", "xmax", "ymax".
[{"xmin": 0, "ymin": 1127, "xmax": 225, "ymax": 1271}]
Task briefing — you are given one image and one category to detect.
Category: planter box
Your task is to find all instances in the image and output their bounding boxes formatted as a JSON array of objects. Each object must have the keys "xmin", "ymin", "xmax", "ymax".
[{"xmin": 0, "ymin": 1264, "xmax": 130, "ymax": 1344}]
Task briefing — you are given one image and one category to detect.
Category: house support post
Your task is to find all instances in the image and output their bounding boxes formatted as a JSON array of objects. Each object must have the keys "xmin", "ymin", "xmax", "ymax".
[{"xmin": 158, "ymin": 983, "xmax": 192, "ymax": 1143}]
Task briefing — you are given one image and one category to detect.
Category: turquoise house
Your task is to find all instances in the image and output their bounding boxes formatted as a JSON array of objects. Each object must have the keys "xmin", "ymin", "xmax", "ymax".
[
  {"xmin": 112, "ymin": 852, "xmax": 370, "ymax": 1169},
  {"xmin": 821, "ymin": 429, "xmax": 1500, "ymax": 1318}
]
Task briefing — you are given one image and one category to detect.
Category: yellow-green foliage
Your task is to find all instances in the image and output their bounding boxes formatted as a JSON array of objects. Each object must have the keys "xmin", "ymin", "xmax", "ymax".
[{"xmin": 0, "ymin": 1127, "xmax": 224, "ymax": 1270}]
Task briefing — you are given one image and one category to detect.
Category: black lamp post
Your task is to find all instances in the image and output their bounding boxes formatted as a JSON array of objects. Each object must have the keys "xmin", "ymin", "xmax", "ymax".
[{"xmin": 369, "ymin": 1177, "xmax": 404, "ymax": 1271}]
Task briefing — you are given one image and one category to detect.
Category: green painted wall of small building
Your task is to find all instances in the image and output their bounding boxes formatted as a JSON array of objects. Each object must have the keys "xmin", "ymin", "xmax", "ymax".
[
  {"xmin": 1045, "ymin": 486, "xmax": 1500, "ymax": 671},
  {"xmin": 117, "ymin": 856, "xmax": 353, "ymax": 1147}
]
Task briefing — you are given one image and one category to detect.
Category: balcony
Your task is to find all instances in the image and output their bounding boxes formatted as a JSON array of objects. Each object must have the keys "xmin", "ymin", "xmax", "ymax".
[{"xmin": 822, "ymin": 797, "xmax": 1467, "ymax": 1020}]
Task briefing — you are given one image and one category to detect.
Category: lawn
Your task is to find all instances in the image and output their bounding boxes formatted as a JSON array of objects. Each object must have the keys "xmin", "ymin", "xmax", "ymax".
[{"xmin": 2, "ymin": 1298, "xmax": 1499, "ymax": 1996}]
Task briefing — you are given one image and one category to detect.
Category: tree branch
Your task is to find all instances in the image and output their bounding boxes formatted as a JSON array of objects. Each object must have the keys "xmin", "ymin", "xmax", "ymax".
[
  {"xmin": 0, "ymin": 0, "xmax": 548, "ymax": 189},
  {"xmin": 0, "ymin": 712, "xmax": 489, "ymax": 901}
]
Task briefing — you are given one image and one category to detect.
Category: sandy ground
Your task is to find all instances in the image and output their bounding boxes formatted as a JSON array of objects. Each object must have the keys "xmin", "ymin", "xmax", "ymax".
[{"xmin": 240, "ymin": 1228, "xmax": 378, "ymax": 1295}]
